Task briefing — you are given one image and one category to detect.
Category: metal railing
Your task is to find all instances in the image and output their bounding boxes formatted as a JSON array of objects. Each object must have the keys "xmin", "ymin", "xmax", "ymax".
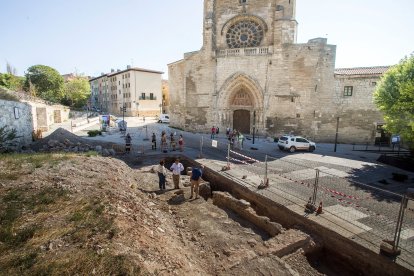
[{"xmin": 195, "ymin": 136, "xmax": 414, "ymax": 269}]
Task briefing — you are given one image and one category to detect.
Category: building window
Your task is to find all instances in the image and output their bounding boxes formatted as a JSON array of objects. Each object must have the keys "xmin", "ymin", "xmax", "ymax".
[
  {"xmin": 226, "ymin": 20, "xmax": 264, "ymax": 48},
  {"xmin": 240, "ymin": 0, "xmax": 247, "ymax": 4},
  {"xmin": 141, "ymin": 93, "xmax": 146, "ymax": 100},
  {"xmin": 150, "ymin": 93, "xmax": 154, "ymax": 100},
  {"xmin": 371, "ymin": 81, "xmax": 377, "ymax": 86},
  {"xmin": 344, "ymin": 86, "xmax": 353, "ymax": 96}
]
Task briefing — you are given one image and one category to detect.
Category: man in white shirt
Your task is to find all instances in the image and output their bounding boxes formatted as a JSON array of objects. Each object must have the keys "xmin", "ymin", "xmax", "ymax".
[{"xmin": 170, "ymin": 158, "xmax": 184, "ymax": 189}]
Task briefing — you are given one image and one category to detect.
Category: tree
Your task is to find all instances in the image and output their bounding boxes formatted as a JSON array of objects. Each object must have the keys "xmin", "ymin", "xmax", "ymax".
[
  {"xmin": 62, "ymin": 77, "xmax": 91, "ymax": 108},
  {"xmin": 0, "ymin": 73, "xmax": 25, "ymax": 91},
  {"xmin": 6, "ymin": 62, "xmax": 17, "ymax": 75},
  {"xmin": 24, "ymin": 65, "xmax": 64, "ymax": 103},
  {"xmin": 374, "ymin": 54, "xmax": 414, "ymax": 149}
]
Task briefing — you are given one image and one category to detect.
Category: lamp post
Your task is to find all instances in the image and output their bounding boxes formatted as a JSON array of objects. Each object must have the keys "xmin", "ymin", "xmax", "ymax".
[
  {"xmin": 334, "ymin": 116, "xmax": 340, "ymax": 152},
  {"xmin": 159, "ymin": 103, "xmax": 162, "ymax": 115},
  {"xmin": 253, "ymin": 111, "xmax": 256, "ymax": 144}
]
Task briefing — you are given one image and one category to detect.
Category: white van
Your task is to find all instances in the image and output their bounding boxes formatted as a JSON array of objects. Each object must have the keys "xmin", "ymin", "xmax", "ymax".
[{"xmin": 158, "ymin": 114, "xmax": 170, "ymax": 123}]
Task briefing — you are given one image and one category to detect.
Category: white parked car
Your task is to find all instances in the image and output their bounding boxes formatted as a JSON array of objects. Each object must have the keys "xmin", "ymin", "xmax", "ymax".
[
  {"xmin": 158, "ymin": 114, "xmax": 170, "ymax": 123},
  {"xmin": 278, "ymin": 135, "xmax": 316, "ymax": 153}
]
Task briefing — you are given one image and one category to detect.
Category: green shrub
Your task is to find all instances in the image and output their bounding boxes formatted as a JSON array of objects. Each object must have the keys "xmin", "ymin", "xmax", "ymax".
[{"xmin": 87, "ymin": 130, "xmax": 102, "ymax": 137}]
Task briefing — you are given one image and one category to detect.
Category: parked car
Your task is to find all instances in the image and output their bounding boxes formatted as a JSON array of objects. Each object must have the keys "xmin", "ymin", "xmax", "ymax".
[
  {"xmin": 278, "ymin": 135, "xmax": 316, "ymax": 153},
  {"xmin": 158, "ymin": 114, "xmax": 170, "ymax": 123}
]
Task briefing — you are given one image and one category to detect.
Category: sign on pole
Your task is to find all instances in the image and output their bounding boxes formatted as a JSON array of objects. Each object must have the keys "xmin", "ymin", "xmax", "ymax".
[{"xmin": 212, "ymin": 140, "xmax": 218, "ymax": 148}]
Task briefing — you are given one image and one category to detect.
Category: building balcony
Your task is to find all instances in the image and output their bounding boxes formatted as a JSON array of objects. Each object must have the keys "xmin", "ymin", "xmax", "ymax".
[
  {"xmin": 139, "ymin": 96, "xmax": 157, "ymax": 100},
  {"xmin": 216, "ymin": 47, "xmax": 271, "ymax": 57}
]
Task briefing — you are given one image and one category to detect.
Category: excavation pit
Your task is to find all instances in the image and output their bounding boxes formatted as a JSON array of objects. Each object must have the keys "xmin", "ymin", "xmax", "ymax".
[{"xmin": 158, "ymin": 155, "xmax": 412, "ymax": 276}]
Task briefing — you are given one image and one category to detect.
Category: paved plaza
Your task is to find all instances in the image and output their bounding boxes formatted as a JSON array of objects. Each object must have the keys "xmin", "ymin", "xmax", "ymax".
[{"xmin": 48, "ymin": 116, "xmax": 414, "ymax": 270}]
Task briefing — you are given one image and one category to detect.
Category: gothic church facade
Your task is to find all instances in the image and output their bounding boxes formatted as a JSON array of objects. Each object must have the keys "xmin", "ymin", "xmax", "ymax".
[{"xmin": 168, "ymin": 0, "xmax": 386, "ymax": 143}]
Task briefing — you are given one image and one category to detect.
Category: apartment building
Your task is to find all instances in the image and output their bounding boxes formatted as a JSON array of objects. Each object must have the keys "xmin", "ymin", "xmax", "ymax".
[{"xmin": 89, "ymin": 66, "xmax": 163, "ymax": 116}]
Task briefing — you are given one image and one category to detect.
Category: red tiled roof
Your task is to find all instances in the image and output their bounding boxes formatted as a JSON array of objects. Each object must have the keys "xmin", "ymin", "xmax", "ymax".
[{"xmin": 335, "ymin": 66, "xmax": 391, "ymax": 76}]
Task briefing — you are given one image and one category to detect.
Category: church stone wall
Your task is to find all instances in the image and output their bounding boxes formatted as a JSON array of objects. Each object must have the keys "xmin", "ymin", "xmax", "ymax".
[{"xmin": 168, "ymin": 0, "xmax": 385, "ymax": 144}]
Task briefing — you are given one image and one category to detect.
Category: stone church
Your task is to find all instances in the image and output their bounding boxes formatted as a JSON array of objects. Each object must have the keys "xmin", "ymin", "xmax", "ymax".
[{"xmin": 168, "ymin": 0, "xmax": 388, "ymax": 143}]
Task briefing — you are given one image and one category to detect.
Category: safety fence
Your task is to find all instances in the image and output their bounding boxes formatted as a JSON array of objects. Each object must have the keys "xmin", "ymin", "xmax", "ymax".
[{"xmin": 197, "ymin": 135, "xmax": 414, "ymax": 268}]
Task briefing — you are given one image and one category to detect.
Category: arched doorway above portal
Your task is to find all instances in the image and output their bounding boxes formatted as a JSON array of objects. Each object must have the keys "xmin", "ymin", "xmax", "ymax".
[
  {"xmin": 216, "ymin": 73, "xmax": 264, "ymax": 134},
  {"xmin": 217, "ymin": 73, "xmax": 264, "ymax": 111}
]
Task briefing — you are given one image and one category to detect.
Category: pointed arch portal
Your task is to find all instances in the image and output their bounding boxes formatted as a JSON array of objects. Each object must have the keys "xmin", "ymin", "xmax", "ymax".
[{"xmin": 217, "ymin": 73, "xmax": 264, "ymax": 134}]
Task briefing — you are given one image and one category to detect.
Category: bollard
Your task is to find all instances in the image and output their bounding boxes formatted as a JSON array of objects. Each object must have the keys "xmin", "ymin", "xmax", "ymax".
[
  {"xmin": 264, "ymin": 155, "xmax": 268, "ymax": 186},
  {"xmin": 316, "ymin": 202, "xmax": 323, "ymax": 215}
]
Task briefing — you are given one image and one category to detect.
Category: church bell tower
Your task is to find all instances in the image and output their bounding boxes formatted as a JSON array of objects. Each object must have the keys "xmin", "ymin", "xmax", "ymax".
[{"xmin": 274, "ymin": 0, "xmax": 298, "ymax": 45}]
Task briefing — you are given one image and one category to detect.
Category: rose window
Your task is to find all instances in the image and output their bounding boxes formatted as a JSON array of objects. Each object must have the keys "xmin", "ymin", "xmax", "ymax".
[{"xmin": 226, "ymin": 20, "xmax": 264, "ymax": 48}]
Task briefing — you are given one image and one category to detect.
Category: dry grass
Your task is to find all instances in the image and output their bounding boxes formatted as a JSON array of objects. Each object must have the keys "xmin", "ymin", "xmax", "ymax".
[
  {"xmin": 0, "ymin": 181, "xmax": 139, "ymax": 275},
  {"xmin": 0, "ymin": 89, "xmax": 19, "ymax": 102},
  {"xmin": 0, "ymin": 153, "xmax": 145, "ymax": 275},
  {"xmin": 0, "ymin": 153, "xmax": 73, "ymax": 180}
]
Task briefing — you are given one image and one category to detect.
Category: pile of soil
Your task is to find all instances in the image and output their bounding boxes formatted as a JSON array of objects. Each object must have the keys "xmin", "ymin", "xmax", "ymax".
[
  {"xmin": 30, "ymin": 128, "xmax": 115, "ymax": 151},
  {"xmin": 0, "ymin": 153, "xmax": 324, "ymax": 275}
]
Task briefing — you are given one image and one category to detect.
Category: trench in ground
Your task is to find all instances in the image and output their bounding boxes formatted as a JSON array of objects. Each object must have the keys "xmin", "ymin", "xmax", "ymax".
[
  {"xmin": 160, "ymin": 156, "xmax": 359, "ymax": 275},
  {"xmin": 127, "ymin": 155, "xmax": 410, "ymax": 276}
]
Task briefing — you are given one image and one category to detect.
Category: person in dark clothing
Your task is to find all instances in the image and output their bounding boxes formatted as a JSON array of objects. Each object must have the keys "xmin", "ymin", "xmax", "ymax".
[
  {"xmin": 125, "ymin": 133, "xmax": 132, "ymax": 153},
  {"xmin": 189, "ymin": 165, "xmax": 204, "ymax": 199},
  {"xmin": 152, "ymin": 133, "xmax": 157, "ymax": 150},
  {"xmin": 157, "ymin": 160, "xmax": 167, "ymax": 190}
]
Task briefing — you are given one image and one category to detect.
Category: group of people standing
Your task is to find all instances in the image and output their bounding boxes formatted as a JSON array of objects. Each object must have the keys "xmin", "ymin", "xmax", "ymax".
[
  {"xmin": 211, "ymin": 126, "xmax": 219, "ymax": 139},
  {"xmin": 157, "ymin": 158, "xmax": 204, "ymax": 199},
  {"xmin": 152, "ymin": 131, "xmax": 184, "ymax": 153},
  {"xmin": 227, "ymin": 128, "xmax": 244, "ymax": 149},
  {"xmin": 210, "ymin": 126, "xmax": 245, "ymax": 149}
]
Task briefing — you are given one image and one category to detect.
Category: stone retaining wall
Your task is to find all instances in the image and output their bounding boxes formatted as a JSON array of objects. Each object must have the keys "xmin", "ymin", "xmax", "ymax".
[
  {"xmin": 0, "ymin": 99, "xmax": 33, "ymax": 148},
  {"xmin": 202, "ymin": 165, "xmax": 412, "ymax": 276}
]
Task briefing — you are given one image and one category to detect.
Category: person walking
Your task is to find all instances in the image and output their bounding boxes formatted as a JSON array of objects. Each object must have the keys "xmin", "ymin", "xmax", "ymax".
[
  {"xmin": 152, "ymin": 133, "xmax": 157, "ymax": 150},
  {"xmin": 216, "ymin": 127, "xmax": 219, "ymax": 136},
  {"xmin": 161, "ymin": 132, "xmax": 168, "ymax": 153},
  {"xmin": 157, "ymin": 160, "xmax": 167, "ymax": 190},
  {"xmin": 190, "ymin": 165, "xmax": 204, "ymax": 199},
  {"xmin": 170, "ymin": 133, "xmax": 176, "ymax": 151},
  {"xmin": 170, "ymin": 158, "xmax": 184, "ymax": 189},
  {"xmin": 125, "ymin": 133, "xmax": 132, "ymax": 153},
  {"xmin": 211, "ymin": 126, "xmax": 216, "ymax": 139},
  {"xmin": 178, "ymin": 135, "xmax": 184, "ymax": 152},
  {"xmin": 238, "ymin": 133, "xmax": 244, "ymax": 150}
]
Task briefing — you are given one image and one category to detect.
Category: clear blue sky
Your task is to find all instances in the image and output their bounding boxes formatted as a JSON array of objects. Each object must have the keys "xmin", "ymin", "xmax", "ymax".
[{"xmin": 1, "ymin": 0, "xmax": 413, "ymax": 78}]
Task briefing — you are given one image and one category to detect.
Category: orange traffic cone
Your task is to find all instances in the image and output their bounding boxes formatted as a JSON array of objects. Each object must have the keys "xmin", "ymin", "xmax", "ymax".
[{"xmin": 316, "ymin": 202, "xmax": 323, "ymax": 215}]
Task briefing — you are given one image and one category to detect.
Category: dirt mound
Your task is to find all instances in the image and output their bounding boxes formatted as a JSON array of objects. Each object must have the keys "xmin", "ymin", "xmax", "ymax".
[
  {"xmin": 0, "ymin": 153, "xmax": 320, "ymax": 275},
  {"xmin": 31, "ymin": 128, "xmax": 114, "ymax": 151}
]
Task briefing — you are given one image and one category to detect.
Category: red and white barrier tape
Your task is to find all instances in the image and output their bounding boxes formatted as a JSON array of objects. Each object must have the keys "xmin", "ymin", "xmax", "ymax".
[
  {"xmin": 228, "ymin": 157, "xmax": 264, "ymax": 171},
  {"xmin": 229, "ymin": 150, "xmax": 262, "ymax": 163},
  {"xmin": 225, "ymin": 157, "xmax": 264, "ymax": 178}
]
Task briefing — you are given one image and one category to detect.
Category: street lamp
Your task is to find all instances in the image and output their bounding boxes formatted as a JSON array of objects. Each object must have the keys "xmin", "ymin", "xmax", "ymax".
[
  {"xmin": 253, "ymin": 111, "xmax": 256, "ymax": 144},
  {"xmin": 334, "ymin": 116, "xmax": 340, "ymax": 152},
  {"xmin": 159, "ymin": 103, "xmax": 162, "ymax": 115}
]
